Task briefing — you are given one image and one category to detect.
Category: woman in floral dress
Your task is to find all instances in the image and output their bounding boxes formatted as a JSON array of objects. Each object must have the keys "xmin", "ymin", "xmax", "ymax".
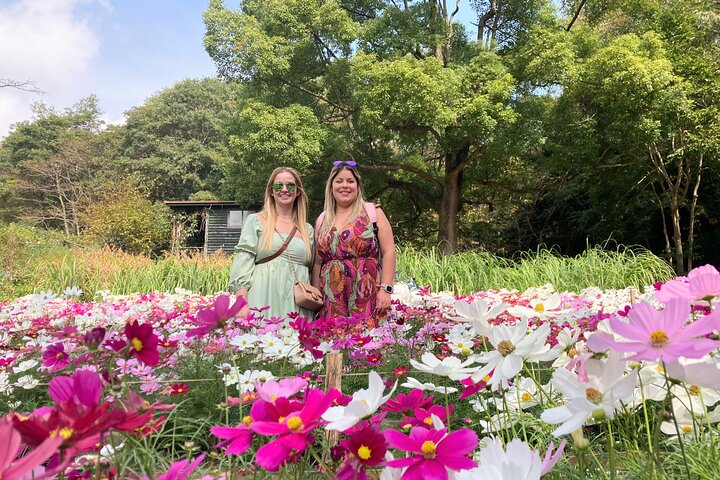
[{"xmin": 312, "ymin": 162, "xmax": 396, "ymax": 319}]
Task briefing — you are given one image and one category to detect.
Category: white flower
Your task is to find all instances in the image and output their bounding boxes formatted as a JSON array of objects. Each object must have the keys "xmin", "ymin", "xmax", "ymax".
[
  {"xmin": 410, "ymin": 352, "xmax": 478, "ymax": 381},
  {"xmin": 229, "ymin": 333, "xmax": 257, "ymax": 351},
  {"xmin": 459, "ymin": 438, "xmax": 541, "ymax": 480},
  {"xmin": 63, "ymin": 286, "xmax": 83, "ymax": 297},
  {"xmin": 541, "ymin": 351, "xmax": 637, "ymax": 436},
  {"xmin": 665, "ymin": 357, "xmax": 720, "ymax": 390},
  {"xmin": 448, "ymin": 331, "xmax": 476, "ymax": 356},
  {"xmin": 323, "ymin": 371, "xmax": 396, "ymax": 431},
  {"xmin": 453, "ymin": 297, "xmax": 508, "ymax": 336},
  {"xmin": 15, "ymin": 375, "xmax": 39, "ymax": 390},
  {"xmin": 13, "ymin": 359, "xmax": 39, "ymax": 374},
  {"xmin": 509, "ymin": 294, "xmax": 568, "ymax": 321},
  {"xmin": 472, "ymin": 320, "xmax": 554, "ymax": 390},
  {"xmin": 400, "ymin": 376, "xmax": 458, "ymax": 394},
  {"xmin": 660, "ymin": 404, "xmax": 720, "ymax": 436},
  {"xmin": 499, "ymin": 377, "xmax": 540, "ymax": 411},
  {"xmin": 0, "ymin": 371, "xmax": 12, "ymax": 395},
  {"xmin": 478, "ymin": 413, "xmax": 520, "ymax": 433}
]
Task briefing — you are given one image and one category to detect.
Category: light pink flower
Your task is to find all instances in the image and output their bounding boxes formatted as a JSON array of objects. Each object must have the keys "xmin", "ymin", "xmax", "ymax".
[{"xmin": 605, "ymin": 298, "xmax": 720, "ymax": 362}]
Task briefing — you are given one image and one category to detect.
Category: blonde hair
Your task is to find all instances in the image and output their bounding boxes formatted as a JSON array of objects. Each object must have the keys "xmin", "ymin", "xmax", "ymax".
[
  {"xmin": 319, "ymin": 164, "xmax": 366, "ymax": 238},
  {"xmin": 259, "ymin": 167, "xmax": 311, "ymax": 258}
]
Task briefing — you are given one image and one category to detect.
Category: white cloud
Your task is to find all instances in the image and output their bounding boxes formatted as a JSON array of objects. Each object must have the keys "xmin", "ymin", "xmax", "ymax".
[{"xmin": 0, "ymin": 0, "xmax": 103, "ymax": 137}]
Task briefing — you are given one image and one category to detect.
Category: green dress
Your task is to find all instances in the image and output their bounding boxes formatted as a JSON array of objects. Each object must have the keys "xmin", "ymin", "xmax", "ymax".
[{"xmin": 228, "ymin": 214, "xmax": 314, "ymax": 320}]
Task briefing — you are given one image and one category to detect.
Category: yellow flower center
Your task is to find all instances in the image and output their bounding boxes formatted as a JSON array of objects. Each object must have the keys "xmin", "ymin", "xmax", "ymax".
[
  {"xmin": 534, "ymin": 303, "xmax": 545, "ymax": 312},
  {"xmin": 286, "ymin": 416, "xmax": 303, "ymax": 431},
  {"xmin": 689, "ymin": 385, "xmax": 701, "ymax": 396},
  {"xmin": 177, "ymin": 388, "xmax": 183, "ymax": 393},
  {"xmin": 242, "ymin": 415, "xmax": 253, "ymax": 426},
  {"xmin": 461, "ymin": 347, "xmax": 472, "ymax": 356},
  {"xmin": 277, "ymin": 416, "xmax": 285, "ymax": 423},
  {"xmin": 650, "ymin": 330, "xmax": 670, "ymax": 348},
  {"xmin": 51, "ymin": 427, "xmax": 74, "ymax": 439},
  {"xmin": 568, "ymin": 348, "xmax": 577, "ymax": 358},
  {"xmin": 482, "ymin": 375, "xmax": 491, "ymax": 383},
  {"xmin": 56, "ymin": 352, "xmax": 64, "ymax": 359},
  {"xmin": 423, "ymin": 417, "xmax": 434, "ymax": 426},
  {"xmin": 521, "ymin": 392, "xmax": 533, "ymax": 402},
  {"xmin": 497, "ymin": 340, "xmax": 516, "ymax": 357},
  {"xmin": 357, "ymin": 445, "xmax": 372, "ymax": 460},
  {"xmin": 421, "ymin": 440, "xmax": 437, "ymax": 459},
  {"xmin": 457, "ymin": 342, "xmax": 464, "ymax": 348},
  {"xmin": 586, "ymin": 387, "xmax": 603, "ymax": 405},
  {"xmin": 681, "ymin": 425, "xmax": 692, "ymax": 434},
  {"xmin": 131, "ymin": 337, "xmax": 143, "ymax": 352}
]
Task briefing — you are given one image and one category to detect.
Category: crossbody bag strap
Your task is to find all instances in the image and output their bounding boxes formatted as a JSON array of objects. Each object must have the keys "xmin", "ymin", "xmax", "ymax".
[{"xmin": 255, "ymin": 225, "xmax": 298, "ymax": 265}]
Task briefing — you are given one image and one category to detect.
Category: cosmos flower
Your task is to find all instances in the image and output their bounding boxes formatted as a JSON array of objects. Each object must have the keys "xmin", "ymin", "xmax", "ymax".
[
  {"xmin": 410, "ymin": 352, "xmax": 478, "ymax": 381},
  {"xmin": 323, "ymin": 371, "xmax": 397, "ymax": 432},
  {"xmin": 604, "ymin": 298, "xmax": 720, "ymax": 362},
  {"xmin": 125, "ymin": 321, "xmax": 160, "ymax": 366},
  {"xmin": 456, "ymin": 438, "xmax": 566, "ymax": 480},
  {"xmin": 384, "ymin": 425, "xmax": 478, "ymax": 480},
  {"xmin": 42, "ymin": 343, "xmax": 69, "ymax": 372}
]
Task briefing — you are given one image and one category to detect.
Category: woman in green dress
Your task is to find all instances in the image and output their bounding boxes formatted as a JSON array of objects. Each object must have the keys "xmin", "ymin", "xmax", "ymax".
[{"xmin": 229, "ymin": 167, "xmax": 314, "ymax": 320}]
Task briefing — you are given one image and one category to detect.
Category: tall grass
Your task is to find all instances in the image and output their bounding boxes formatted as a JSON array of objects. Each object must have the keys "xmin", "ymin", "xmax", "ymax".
[
  {"xmin": 0, "ymin": 222, "xmax": 676, "ymax": 298},
  {"xmin": 396, "ymin": 245, "xmax": 675, "ymax": 294}
]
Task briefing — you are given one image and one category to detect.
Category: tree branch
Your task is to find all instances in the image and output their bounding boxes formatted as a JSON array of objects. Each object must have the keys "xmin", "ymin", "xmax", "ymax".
[
  {"xmin": 362, "ymin": 162, "xmax": 442, "ymax": 188},
  {"xmin": 566, "ymin": 0, "xmax": 586, "ymax": 31},
  {"xmin": 273, "ymin": 77, "xmax": 352, "ymax": 113},
  {"xmin": 384, "ymin": 177, "xmax": 439, "ymax": 211}
]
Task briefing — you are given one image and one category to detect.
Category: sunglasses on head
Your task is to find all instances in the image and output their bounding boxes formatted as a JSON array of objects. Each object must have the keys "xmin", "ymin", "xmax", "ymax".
[
  {"xmin": 272, "ymin": 182, "xmax": 297, "ymax": 193},
  {"xmin": 332, "ymin": 160, "xmax": 357, "ymax": 167}
]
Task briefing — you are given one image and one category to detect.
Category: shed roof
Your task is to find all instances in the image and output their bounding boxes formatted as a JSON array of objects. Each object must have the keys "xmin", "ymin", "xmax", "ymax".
[{"xmin": 164, "ymin": 200, "xmax": 241, "ymax": 207}]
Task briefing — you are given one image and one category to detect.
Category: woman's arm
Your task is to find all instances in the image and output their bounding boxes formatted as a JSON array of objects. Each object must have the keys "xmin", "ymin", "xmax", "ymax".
[{"xmin": 375, "ymin": 208, "xmax": 396, "ymax": 312}]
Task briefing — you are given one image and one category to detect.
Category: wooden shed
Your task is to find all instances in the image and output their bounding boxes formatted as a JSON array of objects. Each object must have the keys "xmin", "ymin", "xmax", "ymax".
[{"xmin": 164, "ymin": 201, "xmax": 259, "ymax": 255}]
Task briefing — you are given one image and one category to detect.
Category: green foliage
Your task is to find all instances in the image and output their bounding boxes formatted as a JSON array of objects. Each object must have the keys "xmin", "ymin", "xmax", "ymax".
[
  {"xmin": 119, "ymin": 78, "xmax": 241, "ymax": 201},
  {"xmin": 82, "ymin": 187, "xmax": 172, "ymax": 255},
  {"xmin": 221, "ymin": 100, "xmax": 327, "ymax": 206}
]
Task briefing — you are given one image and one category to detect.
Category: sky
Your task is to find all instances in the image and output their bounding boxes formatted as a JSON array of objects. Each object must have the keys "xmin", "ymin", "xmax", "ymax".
[{"xmin": 0, "ymin": 0, "xmax": 479, "ymax": 139}]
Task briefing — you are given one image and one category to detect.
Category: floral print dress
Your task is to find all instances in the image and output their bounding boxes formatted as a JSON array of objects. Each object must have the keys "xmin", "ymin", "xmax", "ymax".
[{"xmin": 317, "ymin": 210, "xmax": 380, "ymax": 318}]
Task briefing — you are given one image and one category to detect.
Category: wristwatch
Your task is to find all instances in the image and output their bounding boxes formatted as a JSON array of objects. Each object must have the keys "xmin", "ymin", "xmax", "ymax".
[{"xmin": 380, "ymin": 283, "xmax": 394, "ymax": 294}]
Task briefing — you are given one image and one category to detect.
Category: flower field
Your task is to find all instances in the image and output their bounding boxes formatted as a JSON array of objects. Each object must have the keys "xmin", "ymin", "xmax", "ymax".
[{"xmin": 3, "ymin": 266, "xmax": 720, "ymax": 479}]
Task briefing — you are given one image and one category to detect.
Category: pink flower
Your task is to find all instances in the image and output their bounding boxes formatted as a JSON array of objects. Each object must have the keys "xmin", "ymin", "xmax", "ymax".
[
  {"xmin": 337, "ymin": 426, "xmax": 387, "ymax": 480},
  {"xmin": 382, "ymin": 389, "xmax": 434, "ymax": 413},
  {"xmin": 384, "ymin": 426, "xmax": 478, "ymax": 480},
  {"xmin": 606, "ymin": 298, "xmax": 720, "ymax": 362},
  {"xmin": 250, "ymin": 388, "xmax": 340, "ymax": 471},
  {"xmin": 255, "ymin": 377, "xmax": 308, "ymax": 403},
  {"xmin": 187, "ymin": 294, "xmax": 246, "ymax": 338},
  {"xmin": 0, "ymin": 417, "xmax": 63, "ymax": 480},
  {"xmin": 49, "ymin": 369, "xmax": 103, "ymax": 408},
  {"xmin": 655, "ymin": 265, "xmax": 720, "ymax": 304},
  {"xmin": 125, "ymin": 321, "xmax": 160, "ymax": 366},
  {"xmin": 42, "ymin": 343, "xmax": 69, "ymax": 372},
  {"xmin": 211, "ymin": 422, "xmax": 253, "ymax": 455},
  {"xmin": 141, "ymin": 454, "xmax": 206, "ymax": 480}
]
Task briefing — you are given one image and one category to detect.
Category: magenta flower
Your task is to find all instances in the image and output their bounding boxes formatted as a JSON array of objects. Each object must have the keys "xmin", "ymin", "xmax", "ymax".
[
  {"xmin": 49, "ymin": 369, "xmax": 103, "ymax": 408},
  {"xmin": 0, "ymin": 417, "xmax": 63, "ymax": 480},
  {"xmin": 402, "ymin": 405, "xmax": 453, "ymax": 429},
  {"xmin": 42, "ymin": 343, "xmax": 69, "ymax": 372},
  {"xmin": 384, "ymin": 426, "xmax": 478, "ymax": 480},
  {"xmin": 382, "ymin": 389, "xmax": 434, "ymax": 413},
  {"xmin": 141, "ymin": 454, "xmax": 206, "ymax": 480},
  {"xmin": 606, "ymin": 298, "xmax": 720, "ymax": 362},
  {"xmin": 250, "ymin": 388, "xmax": 340, "ymax": 471},
  {"xmin": 337, "ymin": 426, "xmax": 387, "ymax": 480},
  {"xmin": 211, "ymin": 413, "xmax": 254, "ymax": 456},
  {"xmin": 125, "ymin": 321, "xmax": 160, "ymax": 366},
  {"xmin": 187, "ymin": 294, "xmax": 247, "ymax": 338}
]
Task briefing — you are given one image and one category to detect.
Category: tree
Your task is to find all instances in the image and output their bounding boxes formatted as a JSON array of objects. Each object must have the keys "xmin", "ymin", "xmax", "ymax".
[
  {"xmin": 119, "ymin": 78, "xmax": 241, "ymax": 201},
  {"xmin": 0, "ymin": 96, "xmax": 104, "ymax": 226},
  {"xmin": 204, "ymin": 0, "xmax": 523, "ymax": 253}
]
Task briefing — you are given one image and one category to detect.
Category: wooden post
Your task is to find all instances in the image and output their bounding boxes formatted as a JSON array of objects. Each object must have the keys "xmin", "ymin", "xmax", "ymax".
[
  {"xmin": 630, "ymin": 288, "xmax": 638, "ymax": 305},
  {"xmin": 324, "ymin": 352, "xmax": 343, "ymax": 449}
]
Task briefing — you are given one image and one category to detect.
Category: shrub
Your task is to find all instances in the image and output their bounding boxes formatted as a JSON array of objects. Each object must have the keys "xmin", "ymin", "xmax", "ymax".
[{"xmin": 82, "ymin": 187, "xmax": 171, "ymax": 255}]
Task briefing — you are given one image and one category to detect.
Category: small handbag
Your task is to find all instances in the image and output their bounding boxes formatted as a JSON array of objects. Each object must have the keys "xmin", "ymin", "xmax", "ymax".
[{"xmin": 293, "ymin": 281, "xmax": 323, "ymax": 311}]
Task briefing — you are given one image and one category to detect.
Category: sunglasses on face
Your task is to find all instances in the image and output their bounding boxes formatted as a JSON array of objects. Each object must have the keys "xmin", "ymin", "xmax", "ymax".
[
  {"xmin": 332, "ymin": 160, "xmax": 357, "ymax": 167},
  {"xmin": 272, "ymin": 182, "xmax": 297, "ymax": 193}
]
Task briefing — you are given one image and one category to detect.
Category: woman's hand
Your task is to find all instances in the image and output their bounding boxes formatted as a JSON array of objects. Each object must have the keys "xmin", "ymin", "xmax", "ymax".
[
  {"xmin": 376, "ymin": 289, "xmax": 391, "ymax": 312},
  {"xmin": 236, "ymin": 290, "xmax": 250, "ymax": 318}
]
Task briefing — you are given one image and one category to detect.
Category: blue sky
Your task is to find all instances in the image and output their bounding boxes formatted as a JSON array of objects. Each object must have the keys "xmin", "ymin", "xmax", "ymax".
[{"xmin": 0, "ymin": 0, "xmax": 479, "ymax": 138}]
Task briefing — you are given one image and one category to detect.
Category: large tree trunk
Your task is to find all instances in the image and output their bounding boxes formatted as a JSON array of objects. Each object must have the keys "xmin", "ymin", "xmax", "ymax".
[{"xmin": 437, "ymin": 146, "xmax": 468, "ymax": 254}]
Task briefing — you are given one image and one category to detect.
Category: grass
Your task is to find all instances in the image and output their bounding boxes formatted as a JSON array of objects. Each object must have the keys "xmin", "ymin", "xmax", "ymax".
[{"xmin": 0, "ymin": 222, "xmax": 676, "ymax": 299}]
